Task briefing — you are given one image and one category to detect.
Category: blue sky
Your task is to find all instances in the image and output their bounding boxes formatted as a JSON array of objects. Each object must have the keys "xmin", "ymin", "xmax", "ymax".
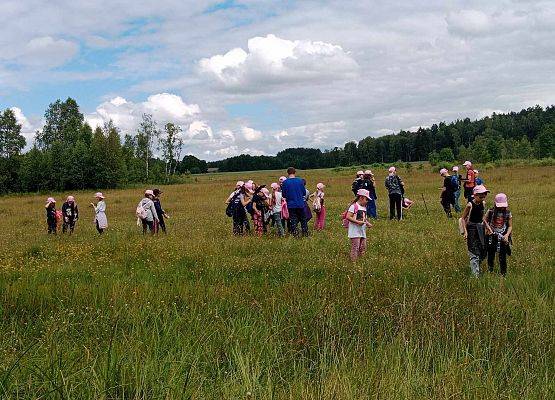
[{"xmin": 1, "ymin": 0, "xmax": 554, "ymax": 159}]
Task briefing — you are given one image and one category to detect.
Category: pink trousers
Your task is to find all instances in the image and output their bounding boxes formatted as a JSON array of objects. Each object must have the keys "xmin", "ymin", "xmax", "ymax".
[
  {"xmin": 314, "ymin": 206, "xmax": 326, "ymax": 230},
  {"xmin": 350, "ymin": 237, "xmax": 367, "ymax": 261}
]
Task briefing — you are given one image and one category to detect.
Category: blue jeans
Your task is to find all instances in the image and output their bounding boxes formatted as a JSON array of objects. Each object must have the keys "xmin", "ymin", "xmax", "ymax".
[
  {"xmin": 272, "ymin": 212, "xmax": 285, "ymax": 237},
  {"xmin": 454, "ymin": 190, "xmax": 461, "ymax": 212},
  {"xmin": 367, "ymin": 199, "xmax": 377, "ymax": 219}
]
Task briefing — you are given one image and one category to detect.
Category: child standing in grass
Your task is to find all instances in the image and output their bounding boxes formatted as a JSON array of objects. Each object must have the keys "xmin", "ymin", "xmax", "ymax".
[
  {"xmin": 45, "ymin": 197, "xmax": 57, "ymax": 234},
  {"xmin": 485, "ymin": 193, "xmax": 513, "ymax": 276},
  {"xmin": 347, "ymin": 189, "xmax": 373, "ymax": 261},
  {"xmin": 270, "ymin": 183, "xmax": 285, "ymax": 237},
  {"xmin": 311, "ymin": 182, "xmax": 326, "ymax": 230},
  {"xmin": 460, "ymin": 185, "xmax": 489, "ymax": 276},
  {"xmin": 90, "ymin": 192, "xmax": 107, "ymax": 234},
  {"xmin": 62, "ymin": 196, "xmax": 79, "ymax": 234}
]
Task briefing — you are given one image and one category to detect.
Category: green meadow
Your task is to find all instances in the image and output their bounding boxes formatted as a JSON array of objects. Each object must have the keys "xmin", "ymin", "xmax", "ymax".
[{"xmin": 0, "ymin": 165, "xmax": 553, "ymax": 399}]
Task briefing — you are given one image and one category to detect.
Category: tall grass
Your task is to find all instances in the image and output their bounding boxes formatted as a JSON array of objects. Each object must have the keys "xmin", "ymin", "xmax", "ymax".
[{"xmin": 0, "ymin": 165, "xmax": 553, "ymax": 399}]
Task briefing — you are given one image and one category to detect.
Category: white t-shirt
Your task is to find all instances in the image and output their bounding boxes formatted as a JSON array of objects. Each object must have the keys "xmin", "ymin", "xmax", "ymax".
[
  {"xmin": 348, "ymin": 202, "xmax": 367, "ymax": 238},
  {"xmin": 272, "ymin": 191, "xmax": 283, "ymax": 213}
]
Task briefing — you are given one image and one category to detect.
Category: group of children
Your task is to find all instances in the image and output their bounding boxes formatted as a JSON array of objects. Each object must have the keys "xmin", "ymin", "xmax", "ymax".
[
  {"xmin": 45, "ymin": 192, "xmax": 107, "ymax": 235},
  {"xmin": 44, "ymin": 160, "xmax": 513, "ymax": 276},
  {"xmin": 225, "ymin": 176, "xmax": 326, "ymax": 237},
  {"xmin": 44, "ymin": 188, "xmax": 170, "ymax": 236},
  {"xmin": 436, "ymin": 160, "xmax": 512, "ymax": 276}
]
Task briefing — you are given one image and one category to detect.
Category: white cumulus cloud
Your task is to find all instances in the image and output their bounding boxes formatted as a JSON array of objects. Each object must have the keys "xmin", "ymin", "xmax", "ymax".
[
  {"xmin": 241, "ymin": 126, "xmax": 262, "ymax": 141},
  {"xmin": 198, "ymin": 34, "xmax": 358, "ymax": 90},
  {"xmin": 19, "ymin": 36, "xmax": 78, "ymax": 67}
]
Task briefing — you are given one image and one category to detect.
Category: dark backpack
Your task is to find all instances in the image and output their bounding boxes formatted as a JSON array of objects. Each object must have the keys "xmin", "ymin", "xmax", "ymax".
[{"xmin": 226, "ymin": 193, "xmax": 241, "ymax": 217}]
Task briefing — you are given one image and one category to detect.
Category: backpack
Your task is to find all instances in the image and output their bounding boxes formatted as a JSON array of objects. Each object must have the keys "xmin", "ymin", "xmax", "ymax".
[
  {"xmin": 226, "ymin": 193, "xmax": 240, "ymax": 217},
  {"xmin": 281, "ymin": 198, "xmax": 289, "ymax": 220},
  {"xmin": 341, "ymin": 202, "xmax": 359, "ymax": 228},
  {"xmin": 136, "ymin": 201, "xmax": 148, "ymax": 220},
  {"xmin": 245, "ymin": 200, "xmax": 254, "ymax": 215},
  {"xmin": 312, "ymin": 193, "xmax": 322, "ymax": 212},
  {"xmin": 397, "ymin": 176, "xmax": 405, "ymax": 195}
]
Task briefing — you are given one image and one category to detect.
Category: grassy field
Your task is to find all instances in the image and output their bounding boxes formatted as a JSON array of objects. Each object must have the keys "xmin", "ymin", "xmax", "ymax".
[{"xmin": 0, "ymin": 165, "xmax": 553, "ymax": 399}]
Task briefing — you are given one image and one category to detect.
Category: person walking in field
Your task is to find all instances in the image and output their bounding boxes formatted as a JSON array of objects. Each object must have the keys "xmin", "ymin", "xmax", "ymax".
[
  {"xmin": 251, "ymin": 186, "xmax": 269, "ymax": 236},
  {"xmin": 137, "ymin": 189, "xmax": 159, "ymax": 235},
  {"xmin": 363, "ymin": 170, "xmax": 378, "ymax": 219},
  {"xmin": 226, "ymin": 181, "xmax": 245, "ymax": 204},
  {"xmin": 90, "ymin": 192, "xmax": 107, "ymax": 234},
  {"xmin": 352, "ymin": 170, "xmax": 364, "ymax": 196},
  {"xmin": 270, "ymin": 182, "xmax": 285, "ymax": 237},
  {"xmin": 461, "ymin": 161, "xmax": 476, "ymax": 203},
  {"xmin": 153, "ymin": 189, "xmax": 169, "ymax": 234},
  {"xmin": 439, "ymin": 168, "xmax": 456, "ymax": 218},
  {"xmin": 45, "ymin": 197, "xmax": 58, "ymax": 234},
  {"xmin": 460, "ymin": 185, "xmax": 489, "ymax": 277},
  {"xmin": 281, "ymin": 167, "xmax": 309, "ymax": 237},
  {"xmin": 311, "ymin": 182, "xmax": 326, "ymax": 230},
  {"xmin": 385, "ymin": 166, "xmax": 405, "ymax": 220},
  {"xmin": 345, "ymin": 188, "xmax": 373, "ymax": 261},
  {"xmin": 227, "ymin": 183, "xmax": 251, "ymax": 235},
  {"xmin": 62, "ymin": 196, "xmax": 79, "ymax": 234},
  {"xmin": 485, "ymin": 193, "xmax": 513, "ymax": 276},
  {"xmin": 452, "ymin": 166, "xmax": 462, "ymax": 212}
]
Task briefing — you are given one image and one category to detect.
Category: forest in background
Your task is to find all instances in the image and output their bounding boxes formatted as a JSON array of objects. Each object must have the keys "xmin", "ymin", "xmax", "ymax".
[{"xmin": 0, "ymin": 100, "xmax": 553, "ymax": 194}]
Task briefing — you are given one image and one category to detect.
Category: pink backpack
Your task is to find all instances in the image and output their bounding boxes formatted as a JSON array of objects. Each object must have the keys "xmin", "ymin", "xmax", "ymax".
[
  {"xmin": 281, "ymin": 198, "xmax": 289, "ymax": 220},
  {"xmin": 341, "ymin": 202, "xmax": 359, "ymax": 228}
]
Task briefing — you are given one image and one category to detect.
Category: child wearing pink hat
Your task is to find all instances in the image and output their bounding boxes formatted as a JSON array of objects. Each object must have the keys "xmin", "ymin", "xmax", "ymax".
[
  {"xmin": 269, "ymin": 182, "xmax": 285, "ymax": 237},
  {"xmin": 45, "ymin": 197, "xmax": 57, "ymax": 234},
  {"xmin": 484, "ymin": 193, "xmax": 513, "ymax": 275},
  {"xmin": 311, "ymin": 183, "xmax": 326, "ymax": 230},
  {"xmin": 251, "ymin": 186, "xmax": 270, "ymax": 236},
  {"xmin": 461, "ymin": 161, "xmax": 476, "ymax": 202},
  {"xmin": 62, "ymin": 195, "xmax": 79, "ymax": 234},
  {"xmin": 451, "ymin": 166, "xmax": 462, "ymax": 212},
  {"xmin": 90, "ymin": 193, "xmax": 107, "ymax": 234},
  {"xmin": 460, "ymin": 185, "xmax": 490, "ymax": 276},
  {"xmin": 346, "ymin": 189, "xmax": 373, "ymax": 261},
  {"xmin": 439, "ymin": 168, "xmax": 456, "ymax": 218},
  {"xmin": 384, "ymin": 166, "xmax": 405, "ymax": 220}
]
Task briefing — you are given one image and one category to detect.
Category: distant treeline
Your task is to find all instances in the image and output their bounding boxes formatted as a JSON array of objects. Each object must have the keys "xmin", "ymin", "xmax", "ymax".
[
  {"xmin": 1, "ymin": 101, "xmax": 553, "ymax": 194},
  {"xmin": 208, "ymin": 105, "xmax": 555, "ymax": 172},
  {"xmin": 0, "ymin": 98, "xmax": 208, "ymax": 194}
]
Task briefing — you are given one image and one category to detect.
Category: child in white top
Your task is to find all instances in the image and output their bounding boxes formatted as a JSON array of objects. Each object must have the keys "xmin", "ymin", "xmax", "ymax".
[{"xmin": 347, "ymin": 189, "xmax": 373, "ymax": 261}]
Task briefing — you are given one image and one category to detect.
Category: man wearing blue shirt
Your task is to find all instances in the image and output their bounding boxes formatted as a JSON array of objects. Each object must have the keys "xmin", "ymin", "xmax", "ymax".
[{"xmin": 281, "ymin": 167, "xmax": 309, "ymax": 237}]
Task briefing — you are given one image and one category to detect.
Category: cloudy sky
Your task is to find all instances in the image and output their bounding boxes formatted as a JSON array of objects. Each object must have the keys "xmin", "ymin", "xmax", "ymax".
[{"xmin": 1, "ymin": 0, "xmax": 554, "ymax": 160}]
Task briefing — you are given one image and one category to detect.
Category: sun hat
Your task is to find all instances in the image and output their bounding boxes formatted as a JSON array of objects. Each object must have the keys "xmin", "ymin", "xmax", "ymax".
[
  {"xmin": 463, "ymin": 161, "xmax": 472, "ymax": 167},
  {"xmin": 279, "ymin": 176, "xmax": 287, "ymax": 183},
  {"xmin": 439, "ymin": 168, "xmax": 448, "ymax": 175},
  {"xmin": 144, "ymin": 189, "xmax": 154, "ymax": 196},
  {"xmin": 244, "ymin": 182, "xmax": 254, "ymax": 191},
  {"xmin": 388, "ymin": 166, "xmax": 396, "ymax": 173},
  {"xmin": 271, "ymin": 182, "xmax": 279, "ymax": 190},
  {"xmin": 46, "ymin": 197, "xmax": 55, "ymax": 203},
  {"xmin": 473, "ymin": 169, "xmax": 479, "ymax": 174},
  {"xmin": 473, "ymin": 185, "xmax": 489, "ymax": 195},
  {"xmin": 67, "ymin": 195, "xmax": 75, "ymax": 202},
  {"xmin": 452, "ymin": 166, "xmax": 459, "ymax": 172},
  {"xmin": 356, "ymin": 188, "xmax": 371, "ymax": 199},
  {"xmin": 494, "ymin": 193, "xmax": 508, "ymax": 208},
  {"xmin": 94, "ymin": 192, "xmax": 105, "ymax": 199},
  {"xmin": 356, "ymin": 170, "xmax": 364, "ymax": 176},
  {"xmin": 261, "ymin": 187, "xmax": 270, "ymax": 197},
  {"xmin": 236, "ymin": 180, "xmax": 245, "ymax": 187},
  {"xmin": 316, "ymin": 182, "xmax": 325, "ymax": 190},
  {"xmin": 246, "ymin": 180, "xmax": 254, "ymax": 185},
  {"xmin": 364, "ymin": 169, "xmax": 373, "ymax": 175}
]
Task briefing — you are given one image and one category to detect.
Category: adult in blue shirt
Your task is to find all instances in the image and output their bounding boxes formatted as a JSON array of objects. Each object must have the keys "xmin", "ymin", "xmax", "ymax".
[{"xmin": 281, "ymin": 167, "xmax": 309, "ymax": 237}]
